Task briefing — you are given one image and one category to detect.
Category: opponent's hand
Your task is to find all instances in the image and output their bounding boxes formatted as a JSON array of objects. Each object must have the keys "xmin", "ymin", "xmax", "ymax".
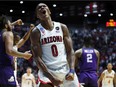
[{"xmin": 23, "ymin": 51, "xmax": 32, "ymax": 60}]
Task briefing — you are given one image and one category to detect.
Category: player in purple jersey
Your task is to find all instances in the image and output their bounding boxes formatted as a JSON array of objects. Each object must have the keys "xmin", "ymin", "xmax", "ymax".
[
  {"xmin": 0, "ymin": 16, "xmax": 32, "ymax": 87},
  {"xmin": 75, "ymin": 35, "xmax": 100, "ymax": 87}
]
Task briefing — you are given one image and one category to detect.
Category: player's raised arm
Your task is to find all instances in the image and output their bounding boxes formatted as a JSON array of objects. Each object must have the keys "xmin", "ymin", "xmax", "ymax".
[
  {"xmin": 30, "ymin": 28, "xmax": 62, "ymax": 86},
  {"xmin": 11, "ymin": 19, "xmax": 23, "ymax": 26},
  {"xmin": 61, "ymin": 23, "xmax": 75, "ymax": 81},
  {"xmin": 16, "ymin": 24, "xmax": 35, "ymax": 48}
]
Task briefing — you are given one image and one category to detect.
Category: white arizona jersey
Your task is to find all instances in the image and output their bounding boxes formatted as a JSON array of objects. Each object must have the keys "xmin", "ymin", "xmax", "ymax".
[
  {"xmin": 36, "ymin": 22, "xmax": 67, "ymax": 69},
  {"xmin": 102, "ymin": 70, "xmax": 115, "ymax": 87},
  {"xmin": 22, "ymin": 73, "xmax": 34, "ymax": 87}
]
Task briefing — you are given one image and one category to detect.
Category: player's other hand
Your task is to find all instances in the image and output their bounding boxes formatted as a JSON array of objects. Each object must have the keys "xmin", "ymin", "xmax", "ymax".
[
  {"xmin": 65, "ymin": 69, "xmax": 75, "ymax": 81},
  {"xmin": 51, "ymin": 77, "xmax": 63, "ymax": 86},
  {"xmin": 65, "ymin": 72, "xmax": 74, "ymax": 81},
  {"xmin": 23, "ymin": 51, "xmax": 32, "ymax": 60}
]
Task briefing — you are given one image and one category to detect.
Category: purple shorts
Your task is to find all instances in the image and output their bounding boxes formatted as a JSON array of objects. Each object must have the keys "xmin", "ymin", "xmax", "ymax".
[
  {"xmin": 79, "ymin": 71, "xmax": 98, "ymax": 87},
  {"xmin": 0, "ymin": 66, "xmax": 16, "ymax": 86}
]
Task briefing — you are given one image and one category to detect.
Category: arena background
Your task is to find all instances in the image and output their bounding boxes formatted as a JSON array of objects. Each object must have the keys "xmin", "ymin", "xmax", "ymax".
[{"xmin": 0, "ymin": 0, "xmax": 115, "ymax": 85}]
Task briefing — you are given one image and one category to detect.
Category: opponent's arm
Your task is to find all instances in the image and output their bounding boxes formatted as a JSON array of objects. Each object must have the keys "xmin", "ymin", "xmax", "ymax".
[
  {"xmin": 95, "ymin": 49, "xmax": 100, "ymax": 71},
  {"xmin": 16, "ymin": 24, "xmax": 34, "ymax": 48},
  {"xmin": 75, "ymin": 49, "xmax": 82, "ymax": 67},
  {"xmin": 3, "ymin": 31, "xmax": 31, "ymax": 59}
]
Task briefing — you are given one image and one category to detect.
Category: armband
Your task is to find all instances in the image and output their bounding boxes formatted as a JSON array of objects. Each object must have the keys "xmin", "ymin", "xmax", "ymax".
[{"xmin": 69, "ymin": 69, "xmax": 75, "ymax": 74}]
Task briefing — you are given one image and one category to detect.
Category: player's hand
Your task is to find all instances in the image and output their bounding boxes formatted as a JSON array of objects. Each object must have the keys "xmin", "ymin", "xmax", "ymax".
[
  {"xmin": 65, "ymin": 72, "xmax": 74, "ymax": 81},
  {"xmin": 23, "ymin": 51, "xmax": 32, "ymax": 60},
  {"xmin": 51, "ymin": 77, "xmax": 63, "ymax": 86},
  {"xmin": 16, "ymin": 19, "xmax": 24, "ymax": 25},
  {"xmin": 65, "ymin": 69, "xmax": 75, "ymax": 81}
]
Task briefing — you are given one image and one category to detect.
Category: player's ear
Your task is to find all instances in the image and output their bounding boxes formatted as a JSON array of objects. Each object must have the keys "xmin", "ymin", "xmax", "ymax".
[
  {"xmin": 49, "ymin": 9, "xmax": 51, "ymax": 15},
  {"xmin": 49, "ymin": 10, "xmax": 51, "ymax": 15},
  {"xmin": 47, "ymin": 6, "xmax": 51, "ymax": 15}
]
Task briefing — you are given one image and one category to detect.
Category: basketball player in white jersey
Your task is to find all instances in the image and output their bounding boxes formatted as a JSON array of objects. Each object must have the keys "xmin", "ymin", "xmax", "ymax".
[
  {"xmin": 21, "ymin": 67, "xmax": 36, "ymax": 87},
  {"xmin": 98, "ymin": 63, "xmax": 116, "ymax": 87},
  {"xmin": 13, "ymin": 23, "xmax": 35, "ymax": 87},
  {"xmin": 30, "ymin": 3, "xmax": 80, "ymax": 87}
]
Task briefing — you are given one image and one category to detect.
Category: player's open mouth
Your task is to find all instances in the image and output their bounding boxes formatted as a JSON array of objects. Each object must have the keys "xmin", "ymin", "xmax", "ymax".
[{"xmin": 42, "ymin": 10, "xmax": 46, "ymax": 14}]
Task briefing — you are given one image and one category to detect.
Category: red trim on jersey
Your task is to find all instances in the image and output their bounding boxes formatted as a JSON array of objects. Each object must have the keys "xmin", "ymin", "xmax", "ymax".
[
  {"xmin": 38, "ymin": 74, "xmax": 81, "ymax": 87},
  {"xmin": 38, "ymin": 76, "xmax": 52, "ymax": 84}
]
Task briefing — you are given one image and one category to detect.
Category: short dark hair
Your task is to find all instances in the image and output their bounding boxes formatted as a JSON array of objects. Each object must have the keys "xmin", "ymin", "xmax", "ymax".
[
  {"xmin": 27, "ymin": 67, "xmax": 32, "ymax": 70},
  {"xmin": 83, "ymin": 34, "xmax": 93, "ymax": 46},
  {"xmin": 0, "ymin": 16, "xmax": 7, "ymax": 30}
]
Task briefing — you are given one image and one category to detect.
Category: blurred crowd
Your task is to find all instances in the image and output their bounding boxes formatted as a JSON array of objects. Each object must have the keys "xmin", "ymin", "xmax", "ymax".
[
  {"xmin": 13, "ymin": 24, "xmax": 116, "ymax": 84},
  {"xmin": 71, "ymin": 24, "xmax": 116, "ymax": 75}
]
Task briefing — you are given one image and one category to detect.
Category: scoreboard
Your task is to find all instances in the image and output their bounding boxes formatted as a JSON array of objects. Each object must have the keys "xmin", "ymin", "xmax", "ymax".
[{"xmin": 106, "ymin": 19, "xmax": 116, "ymax": 27}]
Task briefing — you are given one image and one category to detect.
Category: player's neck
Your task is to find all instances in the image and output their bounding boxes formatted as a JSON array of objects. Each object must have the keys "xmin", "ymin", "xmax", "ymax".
[
  {"xmin": 27, "ymin": 73, "xmax": 31, "ymax": 76},
  {"xmin": 107, "ymin": 69, "xmax": 112, "ymax": 73},
  {"xmin": 84, "ymin": 45, "xmax": 92, "ymax": 48},
  {"xmin": 40, "ymin": 17, "xmax": 54, "ymax": 30}
]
